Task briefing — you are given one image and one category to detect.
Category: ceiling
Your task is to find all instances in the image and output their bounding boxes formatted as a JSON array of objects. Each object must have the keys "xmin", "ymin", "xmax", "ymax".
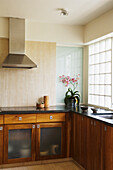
[{"xmin": 0, "ymin": 0, "xmax": 113, "ymax": 25}]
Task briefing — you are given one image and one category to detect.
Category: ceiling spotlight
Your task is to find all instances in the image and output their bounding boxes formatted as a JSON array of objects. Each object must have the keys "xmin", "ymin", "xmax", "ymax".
[{"xmin": 57, "ymin": 8, "xmax": 69, "ymax": 16}]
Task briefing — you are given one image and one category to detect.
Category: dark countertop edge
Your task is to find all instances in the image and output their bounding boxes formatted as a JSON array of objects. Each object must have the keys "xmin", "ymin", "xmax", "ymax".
[{"xmin": 0, "ymin": 106, "xmax": 113, "ymax": 127}]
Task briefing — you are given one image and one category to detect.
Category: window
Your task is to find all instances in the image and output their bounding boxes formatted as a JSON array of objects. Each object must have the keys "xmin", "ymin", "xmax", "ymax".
[
  {"xmin": 88, "ymin": 38, "xmax": 112, "ymax": 108},
  {"xmin": 56, "ymin": 46, "xmax": 83, "ymax": 104}
]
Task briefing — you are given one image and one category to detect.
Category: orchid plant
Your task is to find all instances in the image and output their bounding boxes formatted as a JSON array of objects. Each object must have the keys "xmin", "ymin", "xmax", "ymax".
[{"xmin": 59, "ymin": 74, "xmax": 80, "ymax": 105}]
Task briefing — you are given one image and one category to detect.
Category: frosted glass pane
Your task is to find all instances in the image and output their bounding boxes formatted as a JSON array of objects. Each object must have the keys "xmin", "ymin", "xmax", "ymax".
[
  {"xmin": 40, "ymin": 127, "xmax": 61, "ymax": 156},
  {"xmin": 89, "ymin": 85, "xmax": 94, "ymax": 94},
  {"xmin": 105, "ymin": 51, "xmax": 111, "ymax": 62},
  {"xmin": 94, "ymin": 95, "xmax": 99, "ymax": 105},
  {"xmin": 56, "ymin": 47, "xmax": 83, "ymax": 104},
  {"xmin": 106, "ymin": 38, "xmax": 111, "ymax": 50},
  {"xmin": 94, "ymin": 42, "xmax": 99, "ymax": 53},
  {"xmin": 99, "ymin": 52, "xmax": 105, "ymax": 63},
  {"xmin": 89, "ymin": 75, "xmax": 94, "ymax": 84},
  {"xmin": 105, "ymin": 85, "xmax": 111, "ymax": 96},
  {"xmin": 105, "ymin": 96, "xmax": 111, "ymax": 108},
  {"xmin": 95, "ymin": 75, "xmax": 99, "ymax": 84},
  {"xmin": 94, "ymin": 64, "xmax": 99, "ymax": 74},
  {"xmin": 99, "ymin": 74, "xmax": 105, "ymax": 84},
  {"xmin": 8, "ymin": 129, "xmax": 31, "ymax": 159},
  {"xmin": 88, "ymin": 95, "xmax": 92, "ymax": 103},
  {"xmin": 89, "ymin": 55, "xmax": 94, "ymax": 65},
  {"xmin": 99, "ymin": 40, "xmax": 105, "ymax": 52},
  {"xmin": 99, "ymin": 63, "xmax": 105, "ymax": 73},
  {"xmin": 99, "ymin": 85, "xmax": 104, "ymax": 95},
  {"xmin": 99, "ymin": 96, "xmax": 104, "ymax": 106},
  {"xmin": 94, "ymin": 54, "xmax": 99, "ymax": 64},
  {"xmin": 94, "ymin": 85, "xmax": 99, "ymax": 94},
  {"xmin": 89, "ymin": 45, "xmax": 94, "ymax": 55},
  {"xmin": 105, "ymin": 62, "xmax": 111, "ymax": 73},
  {"xmin": 89, "ymin": 85, "xmax": 93, "ymax": 94},
  {"xmin": 89, "ymin": 65, "xmax": 94, "ymax": 74},
  {"xmin": 105, "ymin": 74, "xmax": 111, "ymax": 84}
]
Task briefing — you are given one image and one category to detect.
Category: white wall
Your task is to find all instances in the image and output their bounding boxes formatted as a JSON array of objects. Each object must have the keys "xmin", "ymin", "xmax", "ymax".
[
  {"xmin": 0, "ymin": 17, "xmax": 84, "ymax": 44},
  {"xmin": 84, "ymin": 9, "xmax": 113, "ymax": 43},
  {"xmin": 25, "ymin": 20, "xmax": 84, "ymax": 44},
  {"xmin": 0, "ymin": 18, "xmax": 8, "ymax": 38}
]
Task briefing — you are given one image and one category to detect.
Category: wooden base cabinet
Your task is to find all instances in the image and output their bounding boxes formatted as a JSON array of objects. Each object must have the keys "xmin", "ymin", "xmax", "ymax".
[
  {"xmin": 102, "ymin": 124, "xmax": 113, "ymax": 170},
  {"xmin": 0, "ymin": 125, "xmax": 3, "ymax": 164},
  {"xmin": 87, "ymin": 118, "xmax": 101, "ymax": 170},
  {"xmin": 73, "ymin": 114, "xmax": 87, "ymax": 169},
  {"xmin": 4, "ymin": 124, "xmax": 36, "ymax": 164},
  {"xmin": 36, "ymin": 122, "xmax": 65, "ymax": 160}
]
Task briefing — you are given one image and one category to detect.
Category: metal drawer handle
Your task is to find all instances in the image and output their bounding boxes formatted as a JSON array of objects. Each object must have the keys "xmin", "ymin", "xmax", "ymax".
[
  {"xmin": 32, "ymin": 125, "xmax": 35, "ymax": 129},
  {"xmin": 104, "ymin": 126, "xmax": 107, "ymax": 131},
  {"xmin": 0, "ymin": 127, "xmax": 3, "ymax": 131},
  {"xmin": 19, "ymin": 117, "xmax": 22, "ymax": 121},
  {"xmin": 91, "ymin": 121, "xmax": 93, "ymax": 125},
  {"xmin": 94, "ymin": 122, "xmax": 96, "ymax": 126},
  {"xmin": 50, "ymin": 116, "xmax": 53, "ymax": 120},
  {"xmin": 37, "ymin": 124, "xmax": 40, "ymax": 128}
]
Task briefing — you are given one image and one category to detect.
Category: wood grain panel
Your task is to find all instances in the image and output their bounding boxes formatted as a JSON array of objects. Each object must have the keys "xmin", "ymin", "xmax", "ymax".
[
  {"xmin": 4, "ymin": 124, "xmax": 36, "ymax": 164},
  {"xmin": 0, "ymin": 40, "xmax": 56, "ymax": 107},
  {"xmin": 102, "ymin": 124, "xmax": 113, "ymax": 170},
  {"xmin": 4, "ymin": 114, "xmax": 36, "ymax": 124},
  {"xmin": 0, "ymin": 125, "xmax": 3, "ymax": 164},
  {"xmin": 37, "ymin": 113, "xmax": 65, "ymax": 123},
  {"xmin": 0, "ymin": 115, "xmax": 3, "ymax": 124}
]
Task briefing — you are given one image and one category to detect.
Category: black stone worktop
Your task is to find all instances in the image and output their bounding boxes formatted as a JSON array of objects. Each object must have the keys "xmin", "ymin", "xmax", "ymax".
[{"xmin": 0, "ymin": 105, "xmax": 113, "ymax": 126}]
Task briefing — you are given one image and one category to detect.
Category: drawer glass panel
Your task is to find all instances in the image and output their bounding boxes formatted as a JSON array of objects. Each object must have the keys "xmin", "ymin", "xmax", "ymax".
[
  {"xmin": 40, "ymin": 127, "xmax": 61, "ymax": 156},
  {"xmin": 8, "ymin": 129, "xmax": 32, "ymax": 159}
]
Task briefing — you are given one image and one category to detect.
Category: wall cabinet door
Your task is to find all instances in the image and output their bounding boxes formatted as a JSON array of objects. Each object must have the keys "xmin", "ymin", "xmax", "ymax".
[
  {"xmin": 36, "ymin": 122, "xmax": 65, "ymax": 160},
  {"xmin": 87, "ymin": 118, "xmax": 101, "ymax": 170},
  {"xmin": 73, "ymin": 114, "xmax": 87, "ymax": 169},
  {"xmin": 0, "ymin": 125, "xmax": 3, "ymax": 164},
  {"xmin": 102, "ymin": 124, "xmax": 113, "ymax": 170},
  {"xmin": 4, "ymin": 124, "xmax": 35, "ymax": 164}
]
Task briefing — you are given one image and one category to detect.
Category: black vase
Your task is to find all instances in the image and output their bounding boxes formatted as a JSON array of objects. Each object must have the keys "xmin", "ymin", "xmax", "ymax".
[{"xmin": 66, "ymin": 98, "xmax": 75, "ymax": 107}]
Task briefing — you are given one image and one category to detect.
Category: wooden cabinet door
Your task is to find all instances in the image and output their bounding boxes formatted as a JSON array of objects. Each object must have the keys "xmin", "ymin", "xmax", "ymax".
[
  {"xmin": 80, "ymin": 116, "xmax": 87, "ymax": 169},
  {"xmin": 73, "ymin": 114, "xmax": 87, "ymax": 169},
  {"xmin": 36, "ymin": 122, "xmax": 65, "ymax": 160},
  {"xmin": 102, "ymin": 124, "xmax": 113, "ymax": 170},
  {"xmin": 0, "ymin": 126, "xmax": 3, "ymax": 164},
  {"xmin": 4, "ymin": 124, "xmax": 36, "ymax": 164},
  {"xmin": 87, "ymin": 118, "xmax": 101, "ymax": 170},
  {"xmin": 73, "ymin": 114, "xmax": 81, "ymax": 164}
]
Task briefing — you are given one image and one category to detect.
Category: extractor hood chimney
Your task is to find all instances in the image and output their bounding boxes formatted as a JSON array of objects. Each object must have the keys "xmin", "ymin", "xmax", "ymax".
[{"xmin": 2, "ymin": 18, "xmax": 37, "ymax": 69}]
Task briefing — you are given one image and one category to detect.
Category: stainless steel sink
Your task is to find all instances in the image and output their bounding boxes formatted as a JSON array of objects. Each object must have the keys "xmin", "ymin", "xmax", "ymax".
[{"xmin": 98, "ymin": 115, "xmax": 113, "ymax": 120}]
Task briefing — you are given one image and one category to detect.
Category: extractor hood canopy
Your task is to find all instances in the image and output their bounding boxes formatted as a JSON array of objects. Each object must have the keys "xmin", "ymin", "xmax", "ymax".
[{"xmin": 2, "ymin": 18, "xmax": 37, "ymax": 69}]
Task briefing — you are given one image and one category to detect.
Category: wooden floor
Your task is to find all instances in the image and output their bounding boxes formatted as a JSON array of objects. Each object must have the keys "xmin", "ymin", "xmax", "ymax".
[{"xmin": 0, "ymin": 161, "xmax": 82, "ymax": 170}]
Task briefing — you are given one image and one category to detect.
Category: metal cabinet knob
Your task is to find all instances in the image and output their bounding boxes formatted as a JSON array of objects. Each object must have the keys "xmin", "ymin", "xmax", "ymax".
[
  {"xmin": 104, "ymin": 126, "xmax": 107, "ymax": 131},
  {"xmin": 82, "ymin": 117, "xmax": 84, "ymax": 121},
  {"xmin": 50, "ymin": 116, "xmax": 53, "ymax": 120},
  {"xmin": 91, "ymin": 121, "xmax": 93, "ymax": 125},
  {"xmin": 37, "ymin": 124, "xmax": 40, "ymax": 128},
  {"xmin": 0, "ymin": 127, "xmax": 3, "ymax": 131},
  {"xmin": 19, "ymin": 117, "xmax": 22, "ymax": 121},
  {"xmin": 32, "ymin": 125, "xmax": 35, "ymax": 129},
  {"xmin": 94, "ymin": 122, "xmax": 96, "ymax": 126}
]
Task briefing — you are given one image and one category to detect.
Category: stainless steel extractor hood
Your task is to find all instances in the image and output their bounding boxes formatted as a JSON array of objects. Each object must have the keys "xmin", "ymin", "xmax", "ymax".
[{"xmin": 2, "ymin": 18, "xmax": 37, "ymax": 69}]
